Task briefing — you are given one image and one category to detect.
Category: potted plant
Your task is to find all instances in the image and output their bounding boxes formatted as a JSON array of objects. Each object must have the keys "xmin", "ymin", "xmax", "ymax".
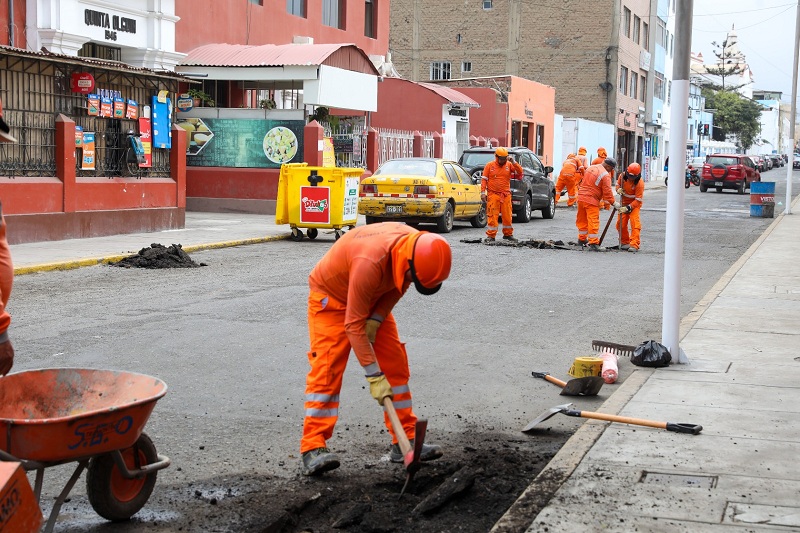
[
  {"xmin": 187, "ymin": 89, "xmax": 215, "ymax": 107},
  {"xmin": 259, "ymin": 98, "xmax": 276, "ymax": 110}
]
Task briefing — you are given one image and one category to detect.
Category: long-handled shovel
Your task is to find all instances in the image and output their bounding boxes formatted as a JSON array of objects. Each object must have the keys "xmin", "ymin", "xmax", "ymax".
[
  {"xmin": 384, "ymin": 397, "xmax": 427, "ymax": 496},
  {"xmin": 597, "ymin": 206, "xmax": 617, "ymax": 247},
  {"xmin": 522, "ymin": 403, "xmax": 703, "ymax": 435},
  {"xmin": 531, "ymin": 371, "xmax": 604, "ymax": 396}
]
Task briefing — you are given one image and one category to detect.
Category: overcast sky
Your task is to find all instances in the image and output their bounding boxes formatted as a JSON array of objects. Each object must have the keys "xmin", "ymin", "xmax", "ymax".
[{"xmin": 689, "ymin": 0, "xmax": 798, "ymax": 101}]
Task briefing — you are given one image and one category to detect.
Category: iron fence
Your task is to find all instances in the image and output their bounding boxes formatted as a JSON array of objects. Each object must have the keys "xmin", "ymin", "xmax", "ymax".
[{"xmin": 0, "ymin": 53, "xmax": 175, "ymax": 178}]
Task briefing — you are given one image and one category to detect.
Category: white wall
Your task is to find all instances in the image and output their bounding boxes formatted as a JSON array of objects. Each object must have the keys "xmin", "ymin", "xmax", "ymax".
[
  {"xmin": 559, "ymin": 118, "xmax": 615, "ymax": 174},
  {"xmin": 552, "ymin": 114, "xmax": 564, "ymax": 173}
]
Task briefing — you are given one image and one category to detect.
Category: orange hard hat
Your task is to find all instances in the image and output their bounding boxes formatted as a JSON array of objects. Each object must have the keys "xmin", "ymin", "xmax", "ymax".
[
  {"xmin": 627, "ymin": 162, "xmax": 641, "ymax": 174},
  {"xmin": 567, "ymin": 153, "xmax": 576, "ymax": 159},
  {"xmin": 495, "ymin": 147, "xmax": 508, "ymax": 157},
  {"xmin": 409, "ymin": 233, "xmax": 452, "ymax": 295},
  {"xmin": 597, "ymin": 147, "xmax": 607, "ymax": 157},
  {"xmin": 578, "ymin": 147, "xmax": 587, "ymax": 154}
]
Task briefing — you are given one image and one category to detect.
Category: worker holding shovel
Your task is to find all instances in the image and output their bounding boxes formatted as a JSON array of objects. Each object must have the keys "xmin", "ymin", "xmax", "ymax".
[
  {"xmin": 554, "ymin": 153, "xmax": 582, "ymax": 208},
  {"xmin": 576, "ymin": 158, "xmax": 620, "ymax": 251},
  {"xmin": 299, "ymin": 223, "xmax": 451, "ymax": 476},
  {"xmin": 615, "ymin": 162, "xmax": 645, "ymax": 253}
]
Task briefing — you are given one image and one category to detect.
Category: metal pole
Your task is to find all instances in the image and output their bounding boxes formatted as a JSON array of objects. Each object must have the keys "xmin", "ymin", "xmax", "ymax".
[
  {"xmin": 785, "ymin": 0, "xmax": 800, "ymax": 215},
  {"xmin": 662, "ymin": 0, "xmax": 693, "ymax": 365}
]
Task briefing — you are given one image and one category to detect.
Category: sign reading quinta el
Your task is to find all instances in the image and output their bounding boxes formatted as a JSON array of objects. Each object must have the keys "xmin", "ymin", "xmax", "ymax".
[{"xmin": 84, "ymin": 9, "xmax": 137, "ymax": 42}]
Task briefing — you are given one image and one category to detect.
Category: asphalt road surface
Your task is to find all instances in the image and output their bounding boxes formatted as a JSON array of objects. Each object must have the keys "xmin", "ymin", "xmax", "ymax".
[{"xmin": 9, "ymin": 169, "xmax": 798, "ymax": 531}]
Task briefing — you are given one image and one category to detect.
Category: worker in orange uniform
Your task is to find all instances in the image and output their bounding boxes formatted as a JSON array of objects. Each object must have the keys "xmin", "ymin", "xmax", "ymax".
[
  {"xmin": 554, "ymin": 154, "xmax": 581, "ymax": 207},
  {"xmin": 300, "ymin": 223, "xmax": 452, "ymax": 476},
  {"xmin": 0, "ymin": 98, "xmax": 15, "ymax": 376},
  {"xmin": 575, "ymin": 146, "xmax": 590, "ymax": 172},
  {"xmin": 481, "ymin": 147, "xmax": 524, "ymax": 242},
  {"xmin": 591, "ymin": 147, "xmax": 608, "ymax": 165},
  {"xmin": 576, "ymin": 158, "xmax": 620, "ymax": 251},
  {"xmin": 615, "ymin": 162, "xmax": 645, "ymax": 253}
]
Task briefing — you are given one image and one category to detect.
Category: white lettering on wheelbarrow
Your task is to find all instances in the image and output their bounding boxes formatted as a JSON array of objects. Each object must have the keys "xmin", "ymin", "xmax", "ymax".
[{"xmin": 67, "ymin": 415, "xmax": 134, "ymax": 450}]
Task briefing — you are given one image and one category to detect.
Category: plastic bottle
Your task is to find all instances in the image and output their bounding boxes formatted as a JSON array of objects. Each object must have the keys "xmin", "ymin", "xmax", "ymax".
[{"xmin": 600, "ymin": 351, "xmax": 618, "ymax": 384}]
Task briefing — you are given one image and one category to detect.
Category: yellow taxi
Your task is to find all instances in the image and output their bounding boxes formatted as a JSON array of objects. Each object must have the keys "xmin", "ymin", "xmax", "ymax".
[{"xmin": 358, "ymin": 158, "xmax": 486, "ymax": 233}]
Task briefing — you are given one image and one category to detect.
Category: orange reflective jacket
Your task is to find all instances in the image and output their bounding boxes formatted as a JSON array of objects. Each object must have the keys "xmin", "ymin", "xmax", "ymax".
[
  {"xmin": 482, "ymin": 160, "xmax": 524, "ymax": 194},
  {"xmin": 308, "ymin": 223, "xmax": 419, "ymax": 368},
  {"xmin": 616, "ymin": 172, "xmax": 644, "ymax": 209},
  {"xmin": 0, "ymin": 204, "xmax": 12, "ymax": 339},
  {"xmin": 558, "ymin": 158, "xmax": 579, "ymax": 181},
  {"xmin": 578, "ymin": 164, "xmax": 616, "ymax": 207}
]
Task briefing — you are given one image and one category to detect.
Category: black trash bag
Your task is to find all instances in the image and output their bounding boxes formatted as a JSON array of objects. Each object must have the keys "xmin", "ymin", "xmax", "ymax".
[{"xmin": 631, "ymin": 340, "xmax": 672, "ymax": 367}]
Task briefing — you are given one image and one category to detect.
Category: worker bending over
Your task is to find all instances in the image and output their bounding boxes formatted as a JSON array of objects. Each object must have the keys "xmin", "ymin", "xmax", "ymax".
[
  {"xmin": 616, "ymin": 162, "xmax": 645, "ymax": 253},
  {"xmin": 576, "ymin": 158, "xmax": 620, "ymax": 251},
  {"xmin": 555, "ymin": 154, "xmax": 581, "ymax": 208}
]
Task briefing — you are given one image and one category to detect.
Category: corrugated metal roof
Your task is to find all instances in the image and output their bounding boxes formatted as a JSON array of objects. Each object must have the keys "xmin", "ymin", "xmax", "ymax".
[
  {"xmin": 180, "ymin": 42, "xmax": 371, "ymax": 69},
  {"xmin": 417, "ymin": 82, "xmax": 480, "ymax": 107},
  {"xmin": 0, "ymin": 45, "xmax": 192, "ymax": 81}
]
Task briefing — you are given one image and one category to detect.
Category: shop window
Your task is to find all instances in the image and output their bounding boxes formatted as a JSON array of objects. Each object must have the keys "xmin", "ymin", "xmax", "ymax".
[
  {"xmin": 536, "ymin": 125, "xmax": 545, "ymax": 157},
  {"xmin": 323, "ymin": 0, "xmax": 344, "ymax": 29},
  {"xmin": 365, "ymin": 0, "xmax": 376, "ymax": 38},
  {"xmin": 430, "ymin": 61, "xmax": 451, "ymax": 81},
  {"xmin": 287, "ymin": 0, "xmax": 305, "ymax": 17}
]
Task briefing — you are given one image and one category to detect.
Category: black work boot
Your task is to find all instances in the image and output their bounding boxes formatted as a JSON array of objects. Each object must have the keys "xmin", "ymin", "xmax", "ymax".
[
  {"xmin": 301, "ymin": 447, "xmax": 340, "ymax": 476},
  {"xmin": 502, "ymin": 235, "xmax": 518, "ymax": 242},
  {"xmin": 390, "ymin": 440, "xmax": 443, "ymax": 463}
]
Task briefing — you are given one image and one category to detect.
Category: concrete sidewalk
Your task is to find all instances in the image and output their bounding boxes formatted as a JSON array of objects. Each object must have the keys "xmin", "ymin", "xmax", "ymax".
[{"xmin": 494, "ymin": 198, "xmax": 800, "ymax": 532}]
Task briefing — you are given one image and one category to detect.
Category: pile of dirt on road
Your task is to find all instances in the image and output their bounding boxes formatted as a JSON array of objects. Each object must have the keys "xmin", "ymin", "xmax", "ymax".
[
  {"xmin": 461, "ymin": 238, "xmax": 581, "ymax": 250},
  {"xmin": 109, "ymin": 243, "xmax": 207, "ymax": 269}
]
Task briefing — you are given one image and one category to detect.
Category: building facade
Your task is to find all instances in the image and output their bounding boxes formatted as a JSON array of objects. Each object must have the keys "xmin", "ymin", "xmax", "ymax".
[{"xmin": 389, "ymin": 0, "xmax": 653, "ymax": 170}]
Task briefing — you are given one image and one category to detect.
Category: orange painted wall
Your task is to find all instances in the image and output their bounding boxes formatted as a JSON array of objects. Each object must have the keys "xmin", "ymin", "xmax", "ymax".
[
  {"xmin": 508, "ymin": 76, "xmax": 555, "ymax": 165},
  {"xmin": 371, "ymin": 78, "xmax": 447, "ymax": 132},
  {"xmin": 174, "ymin": 0, "xmax": 389, "ymax": 56},
  {"xmin": 0, "ymin": 2, "xmax": 28, "ymax": 48}
]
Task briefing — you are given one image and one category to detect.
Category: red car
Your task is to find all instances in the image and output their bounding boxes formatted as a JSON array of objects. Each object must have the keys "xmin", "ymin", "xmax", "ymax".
[{"xmin": 700, "ymin": 154, "xmax": 761, "ymax": 194}]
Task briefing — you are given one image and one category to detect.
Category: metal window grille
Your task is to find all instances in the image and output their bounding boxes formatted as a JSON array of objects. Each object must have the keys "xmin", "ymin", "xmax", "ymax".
[{"xmin": 430, "ymin": 62, "xmax": 451, "ymax": 81}]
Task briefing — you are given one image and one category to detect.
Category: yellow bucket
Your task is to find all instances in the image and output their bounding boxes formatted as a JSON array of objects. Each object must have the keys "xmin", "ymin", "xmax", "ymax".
[{"xmin": 568, "ymin": 357, "xmax": 603, "ymax": 378}]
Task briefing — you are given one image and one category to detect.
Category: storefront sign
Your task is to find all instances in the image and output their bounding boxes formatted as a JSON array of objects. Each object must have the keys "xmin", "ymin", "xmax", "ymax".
[
  {"xmin": 113, "ymin": 97, "xmax": 125, "ymax": 118},
  {"xmin": 87, "ymin": 94, "xmax": 100, "ymax": 116},
  {"xmin": 81, "ymin": 132, "xmax": 96, "ymax": 170},
  {"xmin": 75, "ymin": 125, "xmax": 83, "ymax": 147},
  {"xmin": 126, "ymin": 100, "xmax": 139, "ymax": 120},
  {"xmin": 84, "ymin": 8, "xmax": 137, "ymax": 42},
  {"xmin": 100, "ymin": 97, "xmax": 112, "ymax": 118},
  {"xmin": 138, "ymin": 117, "xmax": 152, "ymax": 168},
  {"xmin": 332, "ymin": 137, "xmax": 353, "ymax": 153},
  {"xmin": 151, "ymin": 96, "xmax": 172, "ymax": 149},
  {"xmin": 71, "ymin": 72, "xmax": 95, "ymax": 94},
  {"xmin": 176, "ymin": 94, "xmax": 194, "ymax": 112}
]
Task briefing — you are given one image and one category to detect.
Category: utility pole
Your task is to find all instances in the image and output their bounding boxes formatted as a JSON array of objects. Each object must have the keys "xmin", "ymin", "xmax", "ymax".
[
  {"xmin": 662, "ymin": 0, "xmax": 693, "ymax": 364},
  {"xmin": 785, "ymin": 0, "xmax": 800, "ymax": 215}
]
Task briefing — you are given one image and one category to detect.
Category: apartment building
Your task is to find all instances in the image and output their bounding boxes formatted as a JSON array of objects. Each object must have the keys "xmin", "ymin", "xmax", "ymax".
[{"xmin": 389, "ymin": 0, "xmax": 654, "ymax": 169}]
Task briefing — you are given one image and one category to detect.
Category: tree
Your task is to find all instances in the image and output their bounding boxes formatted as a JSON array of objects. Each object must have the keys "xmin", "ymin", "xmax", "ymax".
[
  {"xmin": 703, "ymin": 39, "xmax": 746, "ymax": 92},
  {"xmin": 703, "ymin": 89, "xmax": 762, "ymax": 150}
]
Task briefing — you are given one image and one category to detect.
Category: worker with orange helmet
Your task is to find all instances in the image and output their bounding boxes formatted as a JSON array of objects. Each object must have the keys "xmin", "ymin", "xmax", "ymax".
[
  {"xmin": 481, "ymin": 147, "xmax": 524, "ymax": 242},
  {"xmin": 300, "ymin": 223, "xmax": 452, "ymax": 476},
  {"xmin": 575, "ymin": 147, "xmax": 590, "ymax": 171},
  {"xmin": 576, "ymin": 158, "xmax": 620, "ymax": 250},
  {"xmin": 555, "ymin": 153, "xmax": 581, "ymax": 207},
  {"xmin": 591, "ymin": 147, "xmax": 608, "ymax": 165},
  {"xmin": 615, "ymin": 162, "xmax": 645, "ymax": 252}
]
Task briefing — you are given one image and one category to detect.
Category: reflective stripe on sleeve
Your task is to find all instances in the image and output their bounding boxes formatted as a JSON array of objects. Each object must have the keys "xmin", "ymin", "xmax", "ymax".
[{"xmin": 363, "ymin": 363, "xmax": 380, "ymax": 376}]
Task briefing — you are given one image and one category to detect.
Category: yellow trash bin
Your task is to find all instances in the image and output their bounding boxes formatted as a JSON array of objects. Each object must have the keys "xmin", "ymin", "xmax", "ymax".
[{"xmin": 276, "ymin": 163, "xmax": 364, "ymax": 241}]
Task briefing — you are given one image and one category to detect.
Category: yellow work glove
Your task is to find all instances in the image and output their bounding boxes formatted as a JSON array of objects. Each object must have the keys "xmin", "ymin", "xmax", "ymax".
[
  {"xmin": 616, "ymin": 187, "xmax": 623, "ymax": 195},
  {"xmin": 365, "ymin": 318, "xmax": 381, "ymax": 344},
  {"xmin": 366, "ymin": 373, "xmax": 393, "ymax": 405}
]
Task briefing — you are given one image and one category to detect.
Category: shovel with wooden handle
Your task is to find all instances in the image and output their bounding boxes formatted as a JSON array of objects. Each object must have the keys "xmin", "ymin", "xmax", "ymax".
[
  {"xmin": 531, "ymin": 371, "xmax": 604, "ymax": 396},
  {"xmin": 522, "ymin": 403, "xmax": 703, "ymax": 435},
  {"xmin": 383, "ymin": 397, "xmax": 427, "ymax": 496}
]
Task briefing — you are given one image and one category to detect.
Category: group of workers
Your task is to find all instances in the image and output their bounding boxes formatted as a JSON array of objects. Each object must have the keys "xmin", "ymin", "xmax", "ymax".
[{"xmin": 557, "ymin": 146, "xmax": 644, "ymax": 252}]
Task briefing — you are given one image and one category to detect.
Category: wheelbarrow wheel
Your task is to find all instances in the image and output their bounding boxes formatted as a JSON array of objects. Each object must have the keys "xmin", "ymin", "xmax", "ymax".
[{"xmin": 87, "ymin": 432, "xmax": 159, "ymax": 522}]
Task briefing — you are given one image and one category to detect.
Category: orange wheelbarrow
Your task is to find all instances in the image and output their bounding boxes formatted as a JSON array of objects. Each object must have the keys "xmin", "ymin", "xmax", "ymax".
[{"xmin": 0, "ymin": 368, "xmax": 171, "ymax": 533}]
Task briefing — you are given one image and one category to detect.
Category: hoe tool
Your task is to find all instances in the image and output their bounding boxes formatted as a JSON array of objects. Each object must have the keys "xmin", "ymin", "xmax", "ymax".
[
  {"xmin": 384, "ymin": 397, "xmax": 427, "ymax": 496},
  {"xmin": 597, "ymin": 206, "xmax": 617, "ymax": 246},
  {"xmin": 522, "ymin": 403, "xmax": 703, "ymax": 435},
  {"xmin": 531, "ymin": 371, "xmax": 604, "ymax": 396}
]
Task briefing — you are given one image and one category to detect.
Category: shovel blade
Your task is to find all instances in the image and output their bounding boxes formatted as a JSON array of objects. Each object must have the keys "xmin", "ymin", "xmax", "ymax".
[
  {"xmin": 560, "ymin": 376, "xmax": 605, "ymax": 396},
  {"xmin": 522, "ymin": 403, "xmax": 572, "ymax": 433}
]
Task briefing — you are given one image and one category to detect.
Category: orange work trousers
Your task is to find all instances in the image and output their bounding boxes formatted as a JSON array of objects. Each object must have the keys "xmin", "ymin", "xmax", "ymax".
[
  {"xmin": 616, "ymin": 206, "xmax": 641, "ymax": 248},
  {"xmin": 554, "ymin": 176, "xmax": 579, "ymax": 206},
  {"xmin": 576, "ymin": 201, "xmax": 601, "ymax": 244},
  {"xmin": 301, "ymin": 290, "xmax": 417, "ymax": 454},
  {"xmin": 486, "ymin": 191, "xmax": 514, "ymax": 238}
]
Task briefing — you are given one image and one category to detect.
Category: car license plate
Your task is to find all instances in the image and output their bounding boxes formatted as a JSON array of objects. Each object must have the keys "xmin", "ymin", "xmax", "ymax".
[
  {"xmin": 386, "ymin": 205, "xmax": 404, "ymax": 214},
  {"xmin": 714, "ymin": 181, "xmax": 723, "ymax": 186}
]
